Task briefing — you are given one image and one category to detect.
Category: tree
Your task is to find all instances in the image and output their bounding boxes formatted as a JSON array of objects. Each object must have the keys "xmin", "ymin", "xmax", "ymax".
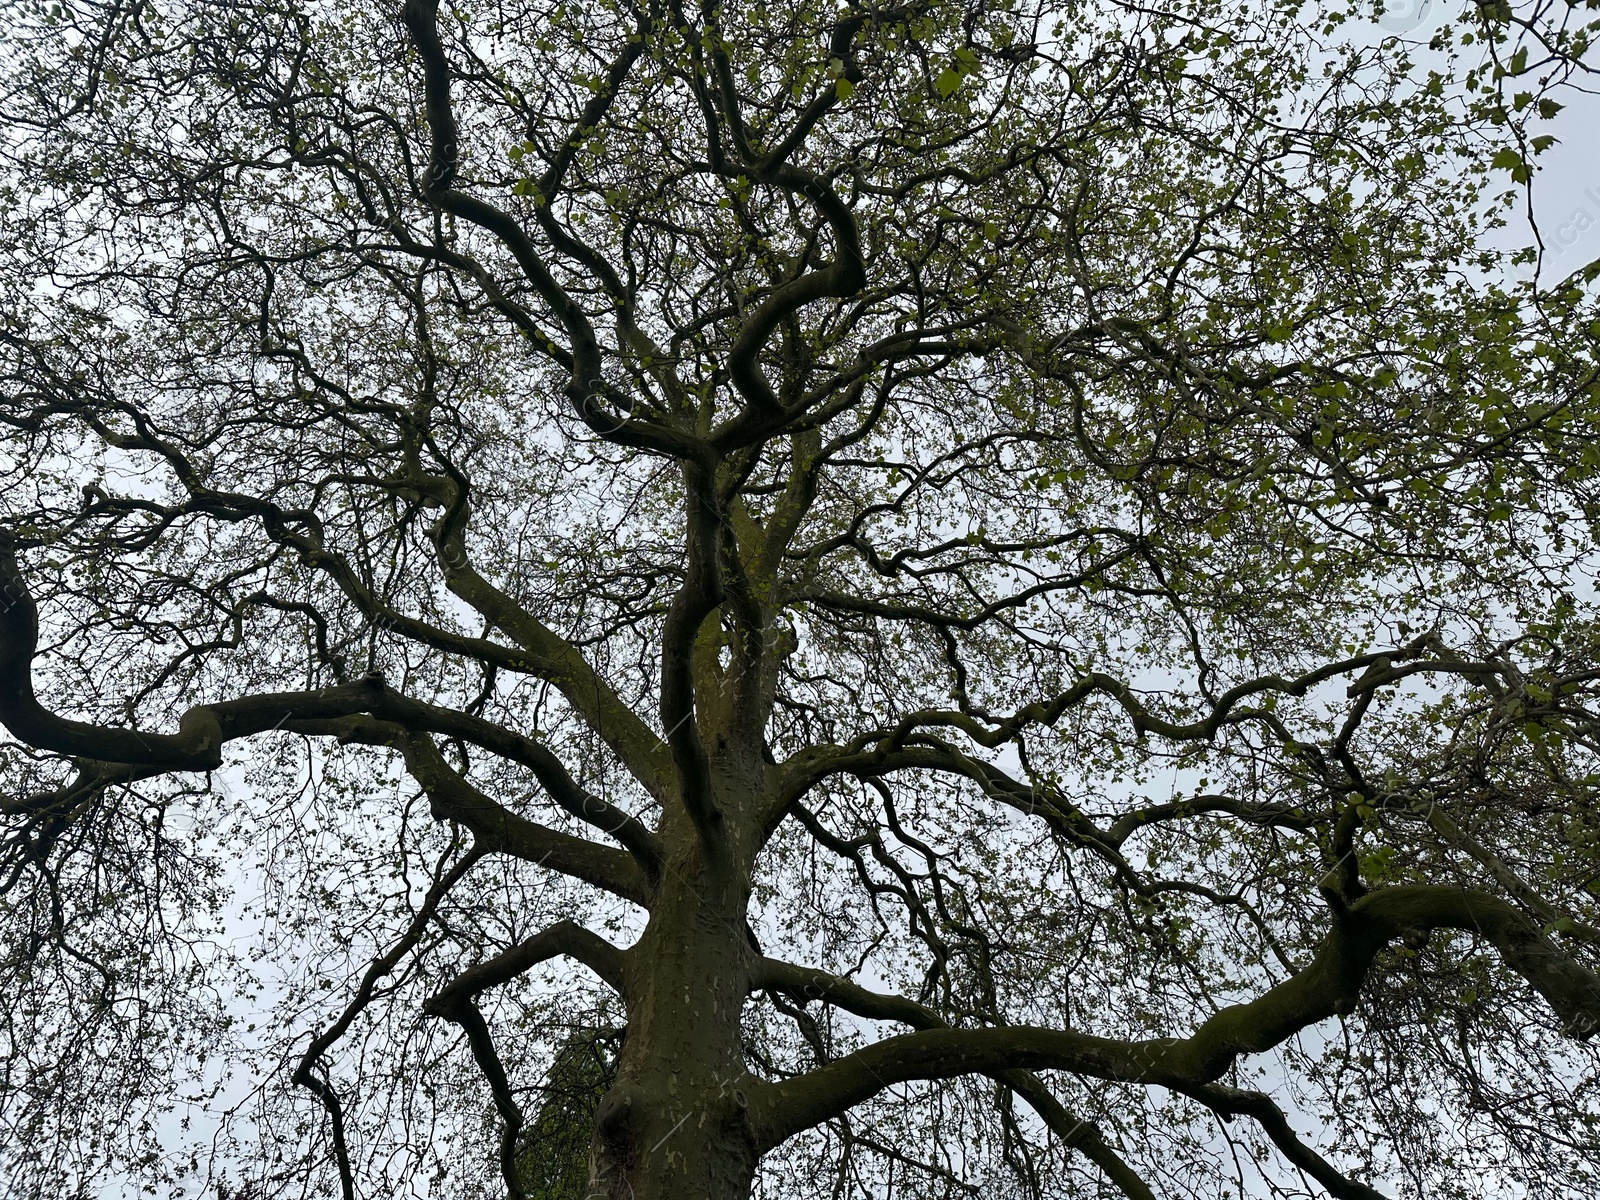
[
  {"xmin": 517, "ymin": 1028, "xmax": 620, "ymax": 1199},
  {"xmin": 3, "ymin": 0, "xmax": 1600, "ymax": 1196}
]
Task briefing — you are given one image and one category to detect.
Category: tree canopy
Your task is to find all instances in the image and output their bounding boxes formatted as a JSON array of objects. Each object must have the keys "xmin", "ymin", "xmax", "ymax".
[{"xmin": 4, "ymin": 0, "xmax": 1600, "ymax": 1197}]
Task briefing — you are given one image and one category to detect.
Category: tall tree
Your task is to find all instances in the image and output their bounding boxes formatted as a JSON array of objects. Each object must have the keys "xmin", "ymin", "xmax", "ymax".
[{"xmin": 3, "ymin": 0, "xmax": 1600, "ymax": 1196}]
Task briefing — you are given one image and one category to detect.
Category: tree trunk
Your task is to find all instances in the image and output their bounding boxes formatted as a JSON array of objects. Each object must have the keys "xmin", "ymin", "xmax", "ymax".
[{"xmin": 586, "ymin": 838, "xmax": 758, "ymax": 1200}]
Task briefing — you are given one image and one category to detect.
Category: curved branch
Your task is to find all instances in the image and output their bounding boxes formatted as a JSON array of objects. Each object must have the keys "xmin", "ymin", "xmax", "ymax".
[
  {"xmin": 301, "ymin": 719, "xmax": 650, "ymax": 904},
  {"xmin": 1, "ymin": 537, "xmax": 223, "ymax": 768},
  {"xmin": 775, "ymin": 640, "xmax": 1453, "ymax": 791},
  {"xmin": 750, "ymin": 885, "xmax": 1600, "ymax": 1150},
  {"xmin": 423, "ymin": 919, "xmax": 629, "ymax": 1199},
  {"xmin": 3, "ymin": 544, "xmax": 662, "ymax": 875},
  {"xmin": 706, "ymin": 162, "xmax": 867, "ymax": 447},
  {"xmin": 1106, "ymin": 794, "xmax": 1317, "ymax": 847},
  {"xmin": 751, "ymin": 957, "xmax": 1154, "ymax": 1199},
  {"xmin": 1179, "ymin": 1083, "xmax": 1391, "ymax": 1200},
  {"xmin": 399, "ymin": 0, "xmax": 707, "ymax": 462},
  {"xmin": 5, "ymin": 392, "xmax": 674, "ymax": 801},
  {"xmin": 429, "ymin": 918, "xmax": 627, "ymax": 1008}
]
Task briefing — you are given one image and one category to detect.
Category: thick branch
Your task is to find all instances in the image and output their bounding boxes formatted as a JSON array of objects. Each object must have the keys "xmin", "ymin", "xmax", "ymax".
[
  {"xmin": 658, "ymin": 463, "xmax": 729, "ymax": 845},
  {"xmin": 4, "ymin": 533, "xmax": 662, "ymax": 869},
  {"xmin": 351, "ymin": 721, "xmax": 650, "ymax": 904},
  {"xmin": 752, "ymin": 957, "xmax": 1154, "ymax": 1199},
  {"xmin": 715, "ymin": 164, "xmax": 867, "ymax": 440},
  {"xmin": 751, "ymin": 885, "xmax": 1600, "ymax": 1149},
  {"xmin": 1, "ymin": 537, "xmax": 222, "ymax": 768},
  {"xmin": 427, "ymin": 918, "xmax": 627, "ymax": 1009}
]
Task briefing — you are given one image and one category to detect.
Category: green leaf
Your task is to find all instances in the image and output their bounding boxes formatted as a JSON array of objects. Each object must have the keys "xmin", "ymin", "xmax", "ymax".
[
  {"xmin": 935, "ymin": 68, "xmax": 963, "ymax": 98},
  {"xmin": 835, "ymin": 77, "xmax": 855, "ymax": 101},
  {"xmin": 1489, "ymin": 146, "xmax": 1530, "ymax": 183}
]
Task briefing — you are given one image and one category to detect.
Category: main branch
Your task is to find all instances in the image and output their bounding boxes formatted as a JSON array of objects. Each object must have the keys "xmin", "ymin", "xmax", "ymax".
[{"xmin": 750, "ymin": 885, "xmax": 1600, "ymax": 1149}]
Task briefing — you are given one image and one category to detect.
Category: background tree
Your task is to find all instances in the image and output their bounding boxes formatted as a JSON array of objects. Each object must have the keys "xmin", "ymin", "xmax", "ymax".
[
  {"xmin": 4, "ymin": 0, "xmax": 1600, "ymax": 1197},
  {"xmin": 516, "ymin": 1028, "xmax": 620, "ymax": 1199}
]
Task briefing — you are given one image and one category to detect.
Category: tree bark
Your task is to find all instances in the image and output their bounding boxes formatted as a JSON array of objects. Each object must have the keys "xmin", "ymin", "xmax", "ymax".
[{"xmin": 587, "ymin": 815, "xmax": 759, "ymax": 1200}]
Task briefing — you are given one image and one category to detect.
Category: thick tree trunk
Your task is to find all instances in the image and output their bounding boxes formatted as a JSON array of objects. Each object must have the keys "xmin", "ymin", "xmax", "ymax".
[{"xmin": 586, "ymin": 837, "xmax": 759, "ymax": 1200}]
